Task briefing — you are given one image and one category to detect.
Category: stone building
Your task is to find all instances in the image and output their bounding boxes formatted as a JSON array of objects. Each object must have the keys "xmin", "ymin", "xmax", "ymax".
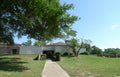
[{"xmin": 0, "ymin": 43, "xmax": 20, "ymax": 55}]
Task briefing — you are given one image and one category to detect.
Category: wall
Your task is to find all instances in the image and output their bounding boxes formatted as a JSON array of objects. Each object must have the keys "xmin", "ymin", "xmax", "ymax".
[
  {"xmin": 0, "ymin": 45, "xmax": 19, "ymax": 55},
  {"xmin": 0, "ymin": 46, "xmax": 11, "ymax": 54},
  {"xmin": 55, "ymin": 46, "xmax": 86, "ymax": 55},
  {"xmin": 55, "ymin": 46, "xmax": 73, "ymax": 55},
  {"xmin": 20, "ymin": 46, "xmax": 42, "ymax": 54},
  {"xmin": 79, "ymin": 48, "xmax": 86, "ymax": 53},
  {"xmin": 42, "ymin": 46, "xmax": 55, "ymax": 51}
]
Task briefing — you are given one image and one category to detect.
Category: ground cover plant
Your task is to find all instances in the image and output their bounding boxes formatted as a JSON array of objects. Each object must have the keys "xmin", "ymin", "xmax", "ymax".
[
  {"xmin": 58, "ymin": 55, "xmax": 120, "ymax": 77},
  {"xmin": 0, "ymin": 55, "xmax": 45, "ymax": 77}
]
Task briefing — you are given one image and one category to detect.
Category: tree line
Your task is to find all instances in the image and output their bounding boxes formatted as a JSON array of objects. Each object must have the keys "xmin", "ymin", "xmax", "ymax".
[{"xmin": 81, "ymin": 44, "xmax": 120, "ymax": 56}]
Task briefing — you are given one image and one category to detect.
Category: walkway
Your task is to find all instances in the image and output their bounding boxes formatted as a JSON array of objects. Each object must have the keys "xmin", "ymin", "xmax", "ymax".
[{"xmin": 42, "ymin": 60, "xmax": 70, "ymax": 77}]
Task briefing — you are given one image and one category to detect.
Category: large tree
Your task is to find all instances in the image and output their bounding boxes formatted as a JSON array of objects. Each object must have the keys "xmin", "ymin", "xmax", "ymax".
[{"xmin": 0, "ymin": 0, "xmax": 78, "ymax": 44}]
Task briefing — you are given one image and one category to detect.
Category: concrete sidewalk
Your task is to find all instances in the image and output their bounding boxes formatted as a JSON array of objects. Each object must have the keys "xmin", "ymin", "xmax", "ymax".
[{"xmin": 42, "ymin": 60, "xmax": 70, "ymax": 77}]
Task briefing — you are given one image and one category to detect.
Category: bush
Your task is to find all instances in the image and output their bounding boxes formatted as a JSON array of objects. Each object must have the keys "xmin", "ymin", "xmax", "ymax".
[
  {"xmin": 80, "ymin": 52, "xmax": 89, "ymax": 55},
  {"xmin": 62, "ymin": 52, "xmax": 69, "ymax": 56}
]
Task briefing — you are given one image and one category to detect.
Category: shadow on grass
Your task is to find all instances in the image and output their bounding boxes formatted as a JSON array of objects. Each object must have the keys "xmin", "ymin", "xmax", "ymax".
[{"xmin": 0, "ymin": 57, "xmax": 29, "ymax": 72}]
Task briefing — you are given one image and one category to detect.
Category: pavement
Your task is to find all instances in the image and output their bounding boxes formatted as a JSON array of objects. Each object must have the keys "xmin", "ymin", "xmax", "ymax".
[{"xmin": 42, "ymin": 60, "xmax": 70, "ymax": 77}]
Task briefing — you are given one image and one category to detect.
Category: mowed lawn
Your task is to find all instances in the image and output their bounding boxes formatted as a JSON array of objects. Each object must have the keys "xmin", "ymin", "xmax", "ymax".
[
  {"xmin": 58, "ymin": 55, "xmax": 120, "ymax": 77},
  {"xmin": 0, "ymin": 55, "xmax": 45, "ymax": 77}
]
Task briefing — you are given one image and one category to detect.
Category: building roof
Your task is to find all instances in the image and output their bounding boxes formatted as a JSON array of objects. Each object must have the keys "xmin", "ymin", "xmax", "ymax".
[
  {"xmin": 48, "ymin": 42, "xmax": 66, "ymax": 46},
  {"xmin": 0, "ymin": 43, "xmax": 21, "ymax": 47}
]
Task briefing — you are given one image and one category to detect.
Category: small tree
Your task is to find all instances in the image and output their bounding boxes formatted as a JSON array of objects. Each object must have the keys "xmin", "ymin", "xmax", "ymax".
[{"xmin": 66, "ymin": 38, "xmax": 91, "ymax": 56}]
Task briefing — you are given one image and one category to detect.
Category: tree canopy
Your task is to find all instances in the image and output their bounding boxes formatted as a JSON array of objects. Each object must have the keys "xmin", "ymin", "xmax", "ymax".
[
  {"xmin": 65, "ymin": 38, "xmax": 93, "ymax": 56},
  {"xmin": 65, "ymin": 38, "xmax": 90, "ymax": 56},
  {"xmin": 0, "ymin": 0, "xmax": 78, "ymax": 44},
  {"xmin": 90, "ymin": 45, "xmax": 103, "ymax": 55},
  {"xmin": 34, "ymin": 41, "xmax": 46, "ymax": 46},
  {"xmin": 104, "ymin": 48, "xmax": 120, "ymax": 55}
]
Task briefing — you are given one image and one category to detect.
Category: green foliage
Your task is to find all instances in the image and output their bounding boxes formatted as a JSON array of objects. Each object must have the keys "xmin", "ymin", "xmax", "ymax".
[
  {"xmin": 0, "ymin": 0, "xmax": 78, "ymax": 44},
  {"xmin": 83, "ymin": 43, "xmax": 91, "ymax": 53},
  {"xmin": 66, "ymin": 38, "xmax": 80, "ymax": 56},
  {"xmin": 66, "ymin": 38, "xmax": 90, "ymax": 56},
  {"xmin": 0, "ymin": 25, "xmax": 14, "ymax": 44},
  {"xmin": 104, "ymin": 48, "xmax": 120, "ymax": 55},
  {"xmin": 69, "ymin": 38, "xmax": 79, "ymax": 47},
  {"xmin": 34, "ymin": 41, "xmax": 46, "ymax": 46},
  {"xmin": 90, "ymin": 45, "xmax": 103, "ymax": 55}
]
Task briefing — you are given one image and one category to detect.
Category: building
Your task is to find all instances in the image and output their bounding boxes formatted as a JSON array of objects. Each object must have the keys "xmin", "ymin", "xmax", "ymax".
[
  {"xmin": 0, "ymin": 42, "xmax": 86, "ymax": 56},
  {"xmin": 42, "ymin": 42, "xmax": 73, "ymax": 58},
  {"xmin": 0, "ymin": 43, "xmax": 42, "ymax": 55},
  {"xmin": 0, "ymin": 43, "xmax": 20, "ymax": 55}
]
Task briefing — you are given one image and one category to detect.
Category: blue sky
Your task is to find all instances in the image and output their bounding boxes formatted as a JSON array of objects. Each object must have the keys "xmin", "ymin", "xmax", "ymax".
[{"xmin": 14, "ymin": 0, "xmax": 120, "ymax": 50}]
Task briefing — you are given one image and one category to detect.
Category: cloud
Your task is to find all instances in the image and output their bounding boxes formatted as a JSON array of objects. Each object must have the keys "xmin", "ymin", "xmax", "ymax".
[{"xmin": 111, "ymin": 24, "xmax": 120, "ymax": 30}]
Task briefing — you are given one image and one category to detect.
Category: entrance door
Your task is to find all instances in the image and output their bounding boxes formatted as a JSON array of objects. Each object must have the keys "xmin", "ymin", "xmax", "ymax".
[
  {"xmin": 12, "ymin": 49, "xmax": 18, "ymax": 54},
  {"xmin": 43, "ymin": 51, "xmax": 54, "ymax": 59}
]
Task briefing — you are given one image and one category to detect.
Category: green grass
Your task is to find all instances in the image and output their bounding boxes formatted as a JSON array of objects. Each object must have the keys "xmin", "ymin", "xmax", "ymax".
[
  {"xmin": 0, "ymin": 55, "xmax": 45, "ymax": 77},
  {"xmin": 58, "ymin": 55, "xmax": 120, "ymax": 77}
]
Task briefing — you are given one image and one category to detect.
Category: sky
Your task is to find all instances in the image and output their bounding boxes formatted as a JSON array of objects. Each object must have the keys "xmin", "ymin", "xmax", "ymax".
[{"xmin": 14, "ymin": 0, "xmax": 120, "ymax": 50}]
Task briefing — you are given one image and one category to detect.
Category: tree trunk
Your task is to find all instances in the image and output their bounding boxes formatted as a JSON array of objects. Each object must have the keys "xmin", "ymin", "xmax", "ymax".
[
  {"xmin": 72, "ymin": 46, "xmax": 77, "ymax": 56},
  {"xmin": 76, "ymin": 42, "xmax": 84, "ymax": 56}
]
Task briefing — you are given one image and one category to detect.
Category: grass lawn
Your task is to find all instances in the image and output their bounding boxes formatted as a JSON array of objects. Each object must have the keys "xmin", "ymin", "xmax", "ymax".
[
  {"xmin": 0, "ymin": 55, "xmax": 45, "ymax": 77},
  {"xmin": 58, "ymin": 55, "xmax": 120, "ymax": 77}
]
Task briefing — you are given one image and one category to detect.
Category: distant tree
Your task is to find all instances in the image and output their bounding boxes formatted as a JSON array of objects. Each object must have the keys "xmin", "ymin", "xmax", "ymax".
[
  {"xmin": 22, "ymin": 40, "xmax": 32, "ymax": 46},
  {"xmin": 90, "ymin": 45, "xmax": 102, "ymax": 55},
  {"xmin": 104, "ymin": 48, "xmax": 120, "ymax": 55},
  {"xmin": 34, "ymin": 41, "xmax": 46, "ymax": 46},
  {"xmin": 0, "ymin": 0, "xmax": 78, "ymax": 44}
]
